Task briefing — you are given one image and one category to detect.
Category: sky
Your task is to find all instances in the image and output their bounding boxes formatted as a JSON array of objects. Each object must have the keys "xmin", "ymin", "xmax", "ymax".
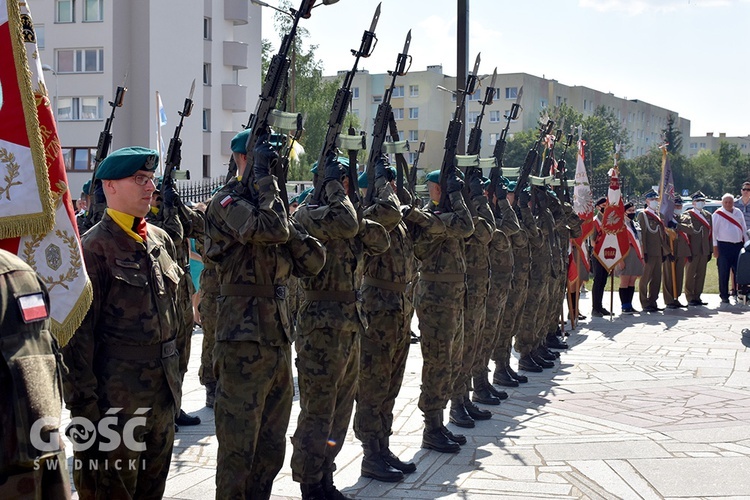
[{"xmin": 259, "ymin": 0, "xmax": 750, "ymax": 139}]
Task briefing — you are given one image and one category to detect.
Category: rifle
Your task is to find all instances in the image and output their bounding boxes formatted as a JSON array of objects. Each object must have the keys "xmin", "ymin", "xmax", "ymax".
[
  {"xmin": 408, "ymin": 139, "xmax": 425, "ymax": 200},
  {"xmin": 488, "ymin": 86, "xmax": 522, "ymax": 211},
  {"xmin": 386, "ymin": 114, "xmax": 411, "ymax": 204},
  {"xmin": 311, "ymin": 3, "xmax": 380, "ymax": 205},
  {"xmin": 513, "ymin": 119, "xmax": 554, "ymax": 204},
  {"xmin": 241, "ymin": 0, "xmax": 318, "ymax": 191},
  {"xmin": 84, "ymin": 80, "xmax": 127, "ymax": 229},
  {"xmin": 460, "ymin": 67, "xmax": 497, "ymax": 214},
  {"xmin": 362, "ymin": 29, "xmax": 412, "ymax": 207},
  {"xmin": 437, "ymin": 53, "xmax": 480, "ymax": 212},
  {"xmin": 162, "ymin": 80, "xmax": 195, "ymax": 194},
  {"xmin": 555, "ymin": 133, "xmax": 574, "ymax": 203}
]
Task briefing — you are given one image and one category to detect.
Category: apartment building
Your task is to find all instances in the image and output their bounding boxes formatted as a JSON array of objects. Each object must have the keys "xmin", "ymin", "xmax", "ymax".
[
  {"xmin": 687, "ymin": 132, "xmax": 750, "ymax": 158},
  {"xmin": 31, "ymin": 0, "xmax": 262, "ymax": 195},
  {"xmin": 326, "ymin": 65, "xmax": 690, "ymax": 176}
]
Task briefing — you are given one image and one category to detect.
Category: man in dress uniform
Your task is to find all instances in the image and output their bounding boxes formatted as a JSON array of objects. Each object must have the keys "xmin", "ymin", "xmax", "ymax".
[
  {"xmin": 637, "ymin": 190, "xmax": 672, "ymax": 312},
  {"xmin": 684, "ymin": 191, "xmax": 713, "ymax": 306},
  {"xmin": 0, "ymin": 249, "xmax": 71, "ymax": 499},
  {"xmin": 62, "ymin": 147, "xmax": 185, "ymax": 499},
  {"xmin": 662, "ymin": 196, "xmax": 693, "ymax": 309},
  {"xmin": 205, "ymin": 130, "xmax": 326, "ymax": 499}
]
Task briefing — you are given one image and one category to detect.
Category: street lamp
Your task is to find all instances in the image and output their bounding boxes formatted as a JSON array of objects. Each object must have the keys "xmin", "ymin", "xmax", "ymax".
[{"xmin": 41, "ymin": 64, "xmax": 57, "ymax": 117}]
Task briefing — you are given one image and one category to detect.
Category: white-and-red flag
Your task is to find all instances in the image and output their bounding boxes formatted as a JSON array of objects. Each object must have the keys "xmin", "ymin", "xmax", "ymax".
[
  {"xmin": 570, "ymin": 138, "xmax": 593, "ymax": 280},
  {"xmin": 593, "ymin": 153, "xmax": 630, "ymax": 272},
  {"xmin": 0, "ymin": 0, "xmax": 92, "ymax": 346}
]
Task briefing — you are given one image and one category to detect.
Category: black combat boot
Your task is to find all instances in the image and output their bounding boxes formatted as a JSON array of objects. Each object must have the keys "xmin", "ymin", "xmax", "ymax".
[
  {"xmin": 463, "ymin": 392, "xmax": 492, "ymax": 420},
  {"xmin": 361, "ymin": 439, "xmax": 404, "ymax": 482},
  {"xmin": 546, "ymin": 332, "xmax": 569, "ymax": 350},
  {"xmin": 478, "ymin": 372, "xmax": 508, "ymax": 399},
  {"xmin": 519, "ymin": 354, "xmax": 544, "ymax": 372},
  {"xmin": 300, "ymin": 482, "xmax": 326, "ymax": 500},
  {"xmin": 493, "ymin": 363, "xmax": 519, "ymax": 387},
  {"xmin": 449, "ymin": 397, "xmax": 475, "ymax": 428},
  {"xmin": 380, "ymin": 436, "xmax": 416, "ymax": 473},
  {"xmin": 507, "ymin": 364, "xmax": 528, "ymax": 383},
  {"xmin": 471, "ymin": 376, "xmax": 500, "ymax": 405},
  {"xmin": 320, "ymin": 472, "xmax": 353, "ymax": 500},
  {"xmin": 421, "ymin": 412, "xmax": 460, "ymax": 453},
  {"xmin": 530, "ymin": 350, "xmax": 555, "ymax": 369}
]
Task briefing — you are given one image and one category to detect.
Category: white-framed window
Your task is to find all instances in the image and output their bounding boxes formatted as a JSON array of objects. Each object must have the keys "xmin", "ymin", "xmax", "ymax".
[
  {"xmin": 505, "ymin": 87, "xmax": 518, "ymax": 99},
  {"xmin": 467, "ymin": 88, "xmax": 481, "ymax": 101},
  {"xmin": 36, "ymin": 24, "xmax": 45, "ymax": 49},
  {"xmin": 409, "ymin": 107, "xmax": 419, "ymax": 120},
  {"xmin": 352, "ymin": 87, "xmax": 359, "ymax": 99},
  {"xmin": 689, "ymin": 142, "xmax": 697, "ymax": 150},
  {"xmin": 203, "ymin": 17, "xmax": 212, "ymax": 40},
  {"xmin": 61, "ymin": 147, "xmax": 97, "ymax": 171},
  {"xmin": 409, "ymin": 152, "xmax": 417, "ymax": 164},
  {"xmin": 556, "ymin": 96, "xmax": 562, "ymax": 106},
  {"xmin": 468, "ymin": 111, "xmax": 479, "ymax": 124},
  {"xmin": 393, "ymin": 108, "xmax": 404, "ymax": 120},
  {"xmin": 56, "ymin": 0, "xmax": 74, "ymax": 23},
  {"xmin": 56, "ymin": 48, "xmax": 104, "ymax": 73},
  {"xmin": 540, "ymin": 98, "xmax": 548, "ymax": 109},
  {"xmin": 392, "ymin": 85, "xmax": 404, "ymax": 98},
  {"xmin": 409, "ymin": 85, "xmax": 419, "ymax": 97},
  {"xmin": 489, "ymin": 110, "xmax": 501, "ymax": 123},
  {"xmin": 373, "ymin": 95, "xmax": 383, "ymax": 104},
  {"xmin": 699, "ymin": 142, "xmax": 706, "ymax": 149},
  {"xmin": 489, "ymin": 133, "xmax": 500, "ymax": 146},
  {"xmin": 57, "ymin": 96, "xmax": 103, "ymax": 121},
  {"xmin": 202, "ymin": 109, "xmax": 211, "ymax": 131},
  {"xmin": 83, "ymin": 0, "xmax": 103, "ymax": 22},
  {"xmin": 203, "ymin": 63, "xmax": 211, "ymax": 85},
  {"xmin": 409, "ymin": 130, "xmax": 419, "ymax": 142}
]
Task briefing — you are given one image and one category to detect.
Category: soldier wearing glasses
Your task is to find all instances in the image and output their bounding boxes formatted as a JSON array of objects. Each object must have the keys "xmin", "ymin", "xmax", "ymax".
[{"xmin": 62, "ymin": 147, "xmax": 185, "ymax": 499}]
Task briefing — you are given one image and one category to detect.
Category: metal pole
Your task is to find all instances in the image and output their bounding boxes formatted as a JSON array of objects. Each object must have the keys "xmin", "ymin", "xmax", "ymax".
[{"xmin": 457, "ymin": 0, "xmax": 468, "ymax": 155}]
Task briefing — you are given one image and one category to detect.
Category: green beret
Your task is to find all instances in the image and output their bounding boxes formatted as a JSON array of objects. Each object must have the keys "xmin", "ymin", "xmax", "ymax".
[
  {"xmin": 507, "ymin": 181, "xmax": 517, "ymax": 192},
  {"xmin": 357, "ymin": 171, "xmax": 368, "ymax": 189},
  {"xmin": 311, "ymin": 156, "xmax": 350, "ymax": 175},
  {"xmin": 81, "ymin": 180, "xmax": 91, "ymax": 195},
  {"xmin": 294, "ymin": 187, "xmax": 313, "ymax": 204},
  {"xmin": 425, "ymin": 170, "xmax": 440, "ymax": 183},
  {"xmin": 231, "ymin": 129, "xmax": 252, "ymax": 154},
  {"xmin": 96, "ymin": 147, "xmax": 159, "ymax": 180},
  {"xmin": 481, "ymin": 176, "xmax": 490, "ymax": 188}
]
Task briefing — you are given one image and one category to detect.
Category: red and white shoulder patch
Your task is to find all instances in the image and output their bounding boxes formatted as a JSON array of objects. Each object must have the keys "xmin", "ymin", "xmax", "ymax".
[{"xmin": 17, "ymin": 293, "xmax": 49, "ymax": 323}]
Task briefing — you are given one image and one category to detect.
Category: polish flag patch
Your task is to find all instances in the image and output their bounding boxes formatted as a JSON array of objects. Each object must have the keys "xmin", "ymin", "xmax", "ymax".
[
  {"xmin": 17, "ymin": 293, "xmax": 49, "ymax": 323},
  {"xmin": 220, "ymin": 195, "xmax": 233, "ymax": 208}
]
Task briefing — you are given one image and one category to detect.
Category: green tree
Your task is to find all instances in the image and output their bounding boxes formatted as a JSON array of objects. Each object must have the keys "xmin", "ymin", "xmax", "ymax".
[{"xmin": 662, "ymin": 114, "xmax": 683, "ymax": 154}]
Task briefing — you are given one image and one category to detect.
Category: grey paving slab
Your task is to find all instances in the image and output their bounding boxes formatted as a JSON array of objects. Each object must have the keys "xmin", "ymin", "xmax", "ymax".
[{"xmin": 631, "ymin": 457, "xmax": 750, "ymax": 497}]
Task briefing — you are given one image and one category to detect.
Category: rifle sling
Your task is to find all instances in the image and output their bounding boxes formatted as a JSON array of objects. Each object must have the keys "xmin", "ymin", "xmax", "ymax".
[{"xmin": 420, "ymin": 272, "xmax": 465, "ymax": 283}]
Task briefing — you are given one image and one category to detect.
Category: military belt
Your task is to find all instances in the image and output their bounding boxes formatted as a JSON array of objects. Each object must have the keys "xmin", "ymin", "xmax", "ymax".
[
  {"xmin": 465, "ymin": 268, "xmax": 491, "ymax": 278},
  {"xmin": 220, "ymin": 283, "xmax": 287, "ymax": 300},
  {"xmin": 305, "ymin": 290, "xmax": 363, "ymax": 302},
  {"xmin": 100, "ymin": 339, "xmax": 177, "ymax": 361},
  {"xmin": 362, "ymin": 276, "xmax": 409, "ymax": 293},
  {"xmin": 420, "ymin": 272, "xmax": 465, "ymax": 283}
]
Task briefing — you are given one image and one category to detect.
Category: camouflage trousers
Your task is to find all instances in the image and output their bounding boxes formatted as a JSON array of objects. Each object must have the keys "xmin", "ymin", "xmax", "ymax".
[
  {"xmin": 493, "ymin": 277, "xmax": 529, "ymax": 366},
  {"xmin": 416, "ymin": 288, "xmax": 464, "ymax": 414},
  {"xmin": 0, "ymin": 451, "xmax": 71, "ymax": 500},
  {"xmin": 541, "ymin": 270, "xmax": 566, "ymax": 338},
  {"xmin": 178, "ymin": 278, "xmax": 196, "ymax": 379},
  {"xmin": 198, "ymin": 292, "xmax": 217, "ymax": 386},
  {"xmin": 532, "ymin": 273, "xmax": 556, "ymax": 346},
  {"xmin": 454, "ymin": 274, "xmax": 490, "ymax": 395},
  {"xmin": 354, "ymin": 300, "xmax": 411, "ymax": 443},
  {"xmin": 73, "ymin": 386, "xmax": 175, "ymax": 500},
  {"xmin": 214, "ymin": 341, "xmax": 293, "ymax": 499},
  {"xmin": 514, "ymin": 265, "xmax": 549, "ymax": 356},
  {"xmin": 291, "ymin": 328, "xmax": 359, "ymax": 484}
]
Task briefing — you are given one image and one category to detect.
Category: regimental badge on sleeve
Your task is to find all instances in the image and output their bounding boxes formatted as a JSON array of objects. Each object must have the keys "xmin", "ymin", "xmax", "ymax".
[{"xmin": 16, "ymin": 293, "xmax": 50, "ymax": 323}]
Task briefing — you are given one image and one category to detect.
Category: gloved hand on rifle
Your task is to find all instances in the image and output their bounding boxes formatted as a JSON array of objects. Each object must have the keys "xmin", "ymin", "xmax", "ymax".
[
  {"xmin": 253, "ymin": 132, "xmax": 278, "ymax": 180},
  {"xmin": 446, "ymin": 171, "xmax": 464, "ymax": 194},
  {"xmin": 495, "ymin": 180, "xmax": 508, "ymax": 201},
  {"xmin": 163, "ymin": 180, "xmax": 178, "ymax": 208},
  {"xmin": 323, "ymin": 153, "xmax": 345, "ymax": 184},
  {"xmin": 468, "ymin": 171, "xmax": 484, "ymax": 198},
  {"xmin": 375, "ymin": 155, "xmax": 394, "ymax": 182},
  {"xmin": 534, "ymin": 188, "xmax": 548, "ymax": 209},
  {"xmin": 518, "ymin": 188, "xmax": 532, "ymax": 208}
]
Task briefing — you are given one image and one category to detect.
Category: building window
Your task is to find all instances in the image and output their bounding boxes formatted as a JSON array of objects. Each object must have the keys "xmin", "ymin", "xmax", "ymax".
[
  {"xmin": 392, "ymin": 85, "xmax": 404, "ymax": 98},
  {"xmin": 203, "ymin": 63, "xmax": 211, "ymax": 85},
  {"xmin": 373, "ymin": 95, "xmax": 382, "ymax": 104},
  {"xmin": 393, "ymin": 108, "xmax": 404, "ymax": 120},
  {"xmin": 409, "ymin": 85, "xmax": 419, "ymax": 97},
  {"xmin": 408, "ymin": 152, "xmax": 417, "ymax": 164},
  {"xmin": 409, "ymin": 130, "xmax": 419, "ymax": 141},
  {"xmin": 203, "ymin": 17, "xmax": 212, "ymax": 40},
  {"xmin": 556, "ymin": 96, "xmax": 562, "ymax": 106},
  {"xmin": 489, "ymin": 110, "xmax": 501, "ymax": 123},
  {"xmin": 57, "ymin": 48, "xmax": 104, "ymax": 73},
  {"xmin": 352, "ymin": 87, "xmax": 359, "ymax": 99},
  {"xmin": 540, "ymin": 99, "xmax": 548, "ymax": 109},
  {"xmin": 505, "ymin": 87, "xmax": 518, "ymax": 99},
  {"xmin": 699, "ymin": 142, "xmax": 706, "ymax": 149},
  {"xmin": 56, "ymin": 0, "xmax": 74, "ymax": 23},
  {"xmin": 467, "ymin": 89, "xmax": 481, "ymax": 101},
  {"xmin": 36, "ymin": 25, "xmax": 45, "ymax": 49},
  {"xmin": 61, "ymin": 147, "xmax": 96, "ymax": 171},
  {"xmin": 57, "ymin": 96, "xmax": 103, "ymax": 121},
  {"xmin": 689, "ymin": 142, "xmax": 697, "ymax": 150},
  {"xmin": 352, "ymin": 109, "xmax": 359, "ymax": 117},
  {"xmin": 202, "ymin": 109, "xmax": 211, "ymax": 131},
  {"xmin": 202, "ymin": 155, "xmax": 210, "ymax": 179},
  {"xmin": 83, "ymin": 0, "xmax": 103, "ymax": 22},
  {"xmin": 408, "ymin": 107, "xmax": 419, "ymax": 120},
  {"xmin": 489, "ymin": 133, "xmax": 500, "ymax": 146},
  {"xmin": 468, "ymin": 111, "xmax": 479, "ymax": 124}
]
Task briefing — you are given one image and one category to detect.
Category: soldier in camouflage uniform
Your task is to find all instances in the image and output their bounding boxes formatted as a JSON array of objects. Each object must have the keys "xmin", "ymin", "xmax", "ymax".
[
  {"xmin": 291, "ymin": 155, "xmax": 389, "ymax": 500},
  {"xmin": 353, "ymin": 164, "xmax": 416, "ymax": 483},
  {"xmin": 492, "ymin": 184, "xmax": 541, "ymax": 386},
  {"xmin": 204, "ymin": 130, "xmax": 326, "ymax": 500},
  {"xmin": 197, "ymin": 257, "xmax": 218, "ymax": 408},
  {"xmin": 449, "ymin": 174, "xmax": 495, "ymax": 427},
  {"xmin": 0, "ymin": 249, "xmax": 71, "ymax": 500},
  {"xmin": 413, "ymin": 169, "xmax": 474, "ymax": 453},
  {"xmin": 62, "ymin": 147, "xmax": 184, "ymax": 499},
  {"xmin": 473, "ymin": 180, "xmax": 520, "ymax": 394}
]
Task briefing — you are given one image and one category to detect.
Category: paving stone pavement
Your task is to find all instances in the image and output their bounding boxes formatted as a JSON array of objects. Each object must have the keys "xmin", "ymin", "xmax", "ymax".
[{"xmin": 63, "ymin": 291, "xmax": 750, "ymax": 499}]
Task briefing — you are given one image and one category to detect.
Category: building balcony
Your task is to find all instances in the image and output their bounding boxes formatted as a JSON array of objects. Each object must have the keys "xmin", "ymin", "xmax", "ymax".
[
  {"xmin": 224, "ymin": 0, "xmax": 249, "ymax": 25},
  {"xmin": 222, "ymin": 84, "xmax": 247, "ymax": 112},
  {"xmin": 223, "ymin": 41, "xmax": 248, "ymax": 69}
]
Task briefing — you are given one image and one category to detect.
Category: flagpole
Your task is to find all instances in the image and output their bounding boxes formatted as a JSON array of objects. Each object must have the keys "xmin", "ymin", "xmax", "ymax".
[{"xmin": 156, "ymin": 91, "xmax": 164, "ymax": 176}]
